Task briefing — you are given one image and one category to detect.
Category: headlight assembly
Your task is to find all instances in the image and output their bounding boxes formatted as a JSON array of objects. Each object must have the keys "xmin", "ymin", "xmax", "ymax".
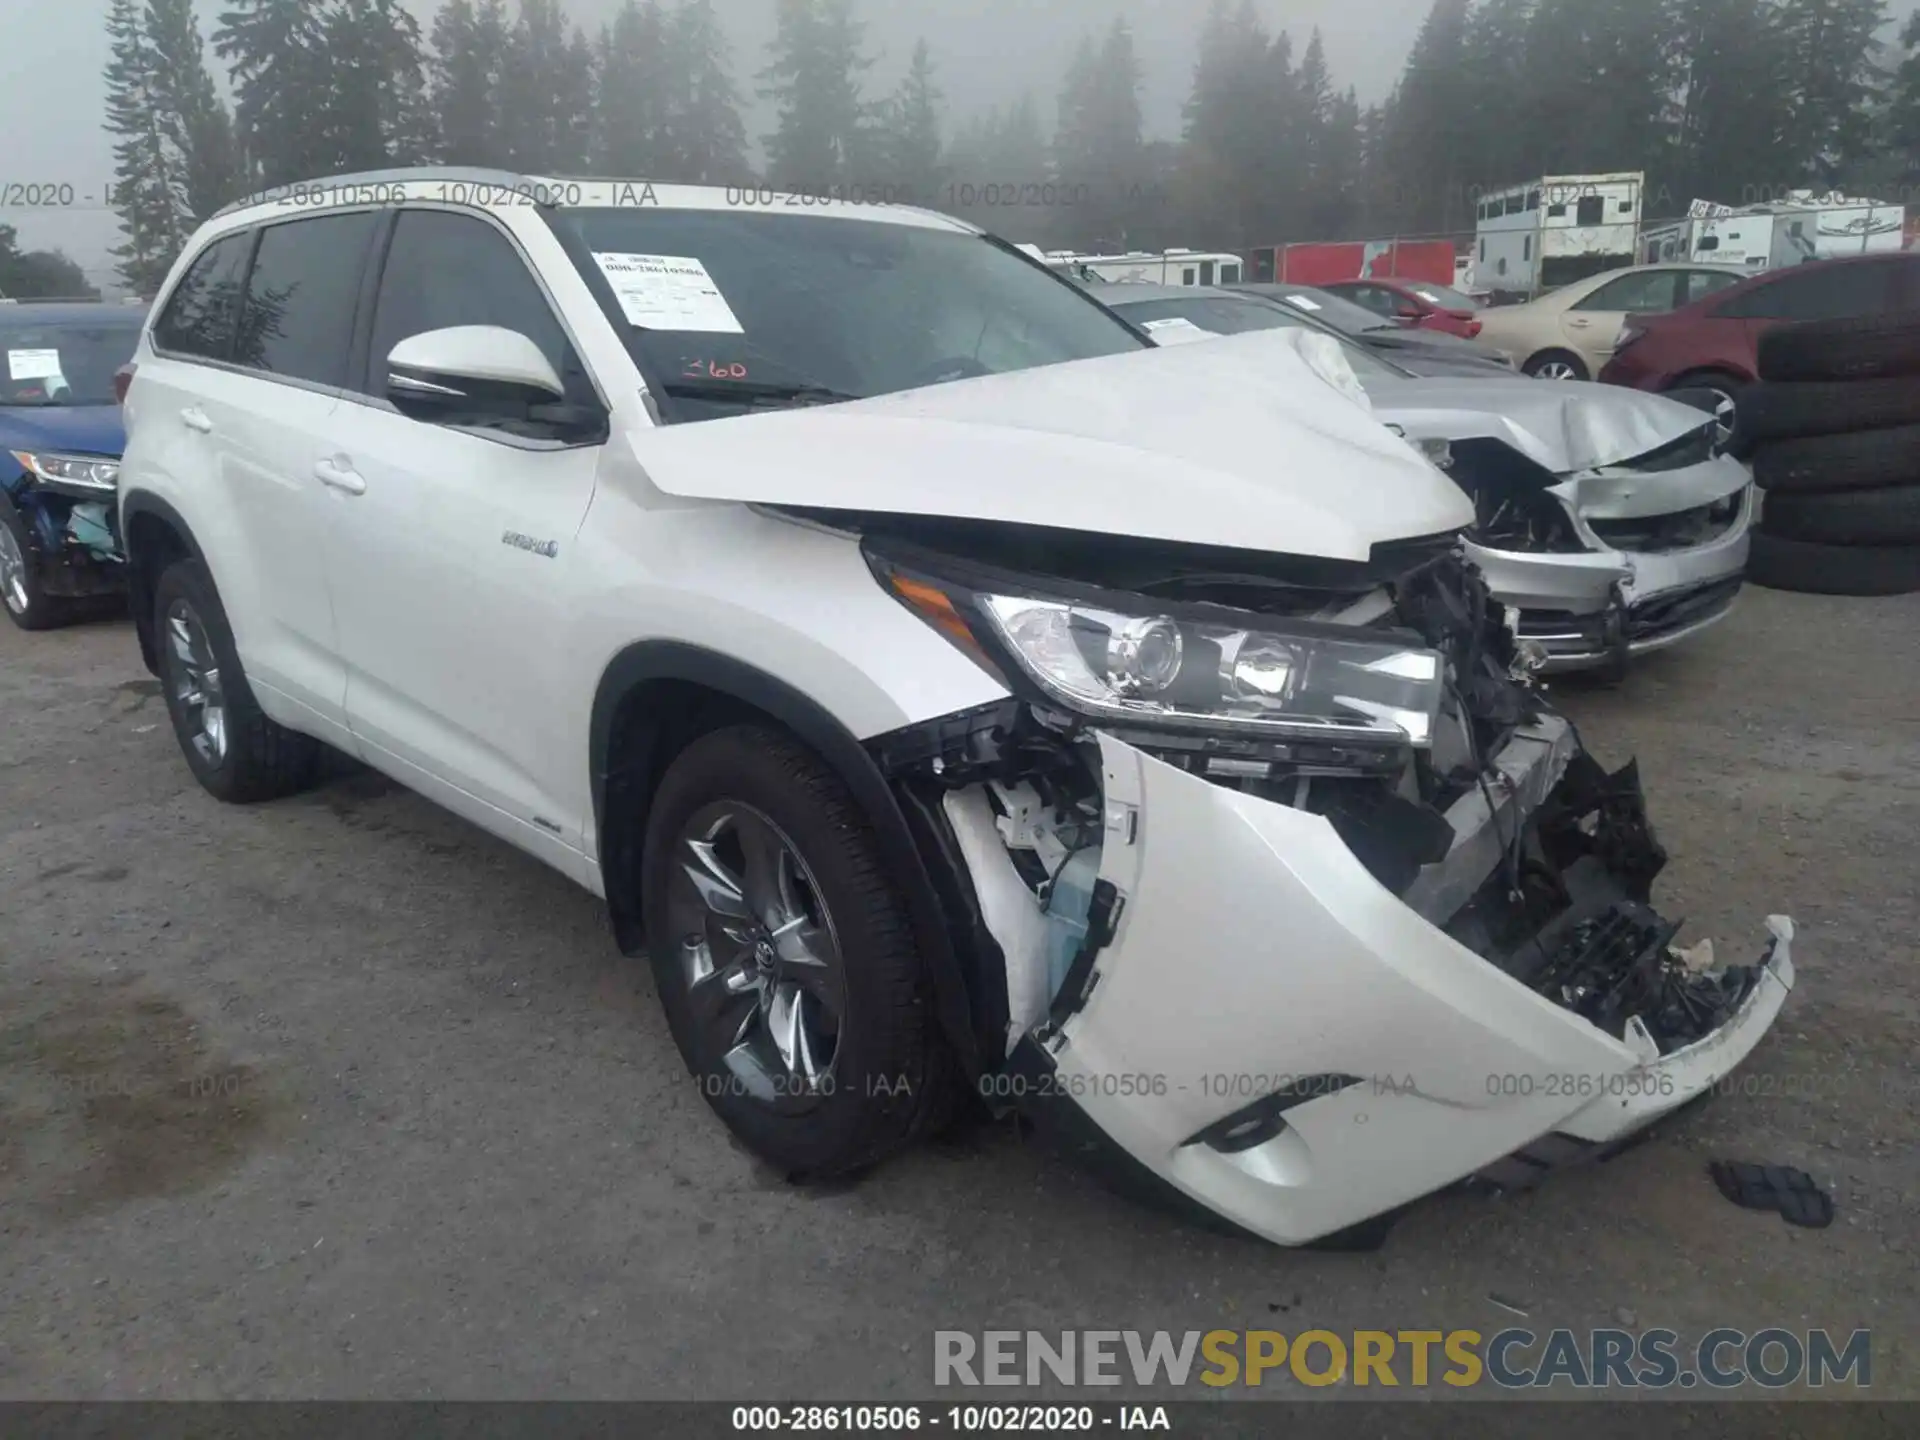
[
  {"xmin": 878, "ymin": 562, "xmax": 1445, "ymax": 748},
  {"xmin": 11, "ymin": 451, "xmax": 119, "ymax": 492}
]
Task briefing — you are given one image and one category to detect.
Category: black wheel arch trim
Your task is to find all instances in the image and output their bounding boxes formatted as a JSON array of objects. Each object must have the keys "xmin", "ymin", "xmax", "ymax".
[
  {"xmin": 589, "ymin": 639, "xmax": 998, "ymax": 1079},
  {"xmin": 120, "ymin": 491, "xmax": 205, "ymax": 675}
]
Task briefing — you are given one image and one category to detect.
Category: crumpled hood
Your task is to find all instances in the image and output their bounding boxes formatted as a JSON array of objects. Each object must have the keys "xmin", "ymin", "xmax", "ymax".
[
  {"xmin": 629, "ymin": 330, "xmax": 1474, "ymax": 563},
  {"xmin": 0, "ymin": 403, "xmax": 125, "ymax": 458},
  {"xmin": 1362, "ymin": 374, "xmax": 1713, "ymax": 474}
]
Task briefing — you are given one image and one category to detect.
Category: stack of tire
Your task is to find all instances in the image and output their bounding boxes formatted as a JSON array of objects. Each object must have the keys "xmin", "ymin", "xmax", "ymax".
[{"xmin": 1728, "ymin": 311, "xmax": 1920, "ymax": 596}]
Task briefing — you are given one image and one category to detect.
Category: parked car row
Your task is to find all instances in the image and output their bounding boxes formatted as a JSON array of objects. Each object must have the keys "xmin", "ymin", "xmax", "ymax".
[{"xmin": 62, "ymin": 169, "xmax": 1796, "ymax": 1255}]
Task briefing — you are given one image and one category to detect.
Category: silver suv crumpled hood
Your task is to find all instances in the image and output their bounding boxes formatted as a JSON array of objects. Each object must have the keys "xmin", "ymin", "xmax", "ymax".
[
  {"xmin": 628, "ymin": 330, "xmax": 1474, "ymax": 562},
  {"xmin": 1364, "ymin": 374, "xmax": 1713, "ymax": 473}
]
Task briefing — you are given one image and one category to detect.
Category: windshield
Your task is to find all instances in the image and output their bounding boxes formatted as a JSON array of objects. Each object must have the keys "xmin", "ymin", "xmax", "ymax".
[
  {"xmin": 1, "ymin": 321, "xmax": 142, "ymax": 406},
  {"xmin": 1407, "ymin": 283, "xmax": 1480, "ymax": 312},
  {"xmin": 1263, "ymin": 287, "xmax": 1400, "ymax": 335},
  {"xmin": 553, "ymin": 210, "xmax": 1147, "ymax": 420},
  {"xmin": 1105, "ymin": 295, "xmax": 1410, "ymax": 381}
]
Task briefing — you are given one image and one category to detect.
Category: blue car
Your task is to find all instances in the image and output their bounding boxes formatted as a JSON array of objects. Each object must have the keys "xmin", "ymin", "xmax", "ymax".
[{"xmin": 0, "ymin": 301, "xmax": 146, "ymax": 629}]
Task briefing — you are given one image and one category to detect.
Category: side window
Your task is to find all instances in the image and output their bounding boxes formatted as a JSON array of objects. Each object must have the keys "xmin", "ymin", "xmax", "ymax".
[
  {"xmin": 235, "ymin": 212, "xmax": 381, "ymax": 386},
  {"xmin": 1575, "ymin": 194, "xmax": 1605, "ymax": 226},
  {"xmin": 1719, "ymin": 263, "xmax": 1900, "ymax": 321},
  {"xmin": 152, "ymin": 233, "xmax": 253, "ymax": 360},
  {"xmin": 1681, "ymin": 269, "xmax": 1740, "ymax": 304},
  {"xmin": 366, "ymin": 209, "xmax": 595, "ymax": 410},
  {"xmin": 1477, "ymin": 238, "xmax": 1486, "ymax": 261},
  {"xmin": 1575, "ymin": 271, "xmax": 1678, "ymax": 313},
  {"xmin": 1523, "ymin": 236, "xmax": 1532, "ymax": 262}
]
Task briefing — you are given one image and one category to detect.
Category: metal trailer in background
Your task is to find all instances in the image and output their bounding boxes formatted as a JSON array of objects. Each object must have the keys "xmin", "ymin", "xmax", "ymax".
[
  {"xmin": 1243, "ymin": 237, "xmax": 1459, "ymax": 288},
  {"xmin": 1473, "ymin": 172, "xmax": 1645, "ymax": 297}
]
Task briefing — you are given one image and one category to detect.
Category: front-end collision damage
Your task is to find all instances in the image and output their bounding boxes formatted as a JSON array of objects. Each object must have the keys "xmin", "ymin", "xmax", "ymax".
[
  {"xmin": 1435, "ymin": 417, "xmax": 1754, "ymax": 673},
  {"xmin": 862, "ymin": 534, "xmax": 1794, "ymax": 1248}
]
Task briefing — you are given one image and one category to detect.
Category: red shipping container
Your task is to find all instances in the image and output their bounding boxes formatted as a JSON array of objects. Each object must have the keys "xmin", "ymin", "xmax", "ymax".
[{"xmin": 1279, "ymin": 239, "xmax": 1458, "ymax": 286}]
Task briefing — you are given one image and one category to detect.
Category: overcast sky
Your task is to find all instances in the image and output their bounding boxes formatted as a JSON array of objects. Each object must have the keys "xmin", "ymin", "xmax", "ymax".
[{"xmin": 6, "ymin": 0, "xmax": 1917, "ymax": 288}]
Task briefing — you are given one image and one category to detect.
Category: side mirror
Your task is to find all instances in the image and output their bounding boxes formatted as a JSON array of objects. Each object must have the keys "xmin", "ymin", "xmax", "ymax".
[{"xmin": 385, "ymin": 325, "xmax": 566, "ymax": 416}]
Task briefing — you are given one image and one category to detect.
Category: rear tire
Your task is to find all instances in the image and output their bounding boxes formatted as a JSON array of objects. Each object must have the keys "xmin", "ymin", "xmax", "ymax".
[
  {"xmin": 153, "ymin": 558, "xmax": 322, "ymax": 802},
  {"xmin": 1757, "ymin": 311, "xmax": 1920, "ymax": 384},
  {"xmin": 1762, "ymin": 484, "xmax": 1920, "ymax": 546},
  {"xmin": 641, "ymin": 724, "xmax": 954, "ymax": 1179},
  {"xmin": 1746, "ymin": 530, "xmax": 1920, "ymax": 596},
  {"xmin": 0, "ymin": 503, "xmax": 73, "ymax": 631},
  {"xmin": 1751, "ymin": 424, "xmax": 1920, "ymax": 495}
]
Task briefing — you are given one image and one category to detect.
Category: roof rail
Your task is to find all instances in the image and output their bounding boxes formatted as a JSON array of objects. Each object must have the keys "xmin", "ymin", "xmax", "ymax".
[{"xmin": 209, "ymin": 166, "xmax": 532, "ymax": 221}]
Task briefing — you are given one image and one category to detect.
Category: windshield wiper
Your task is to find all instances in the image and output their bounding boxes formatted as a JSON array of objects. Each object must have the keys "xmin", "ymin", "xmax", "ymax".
[{"xmin": 658, "ymin": 378, "xmax": 864, "ymax": 409}]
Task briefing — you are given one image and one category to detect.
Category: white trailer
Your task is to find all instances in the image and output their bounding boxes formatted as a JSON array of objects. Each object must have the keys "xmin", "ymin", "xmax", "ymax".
[
  {"xmin": 1779, "ymin": 192, "xmax": 1907, "ymax": 258},
  {"xmin": 1060, "ymin": 248, "xmax": 1244, "ymax": 287},
  {"xmin": 1473, "ymin": 172, "xmax": 1644, "ymax": 296}
]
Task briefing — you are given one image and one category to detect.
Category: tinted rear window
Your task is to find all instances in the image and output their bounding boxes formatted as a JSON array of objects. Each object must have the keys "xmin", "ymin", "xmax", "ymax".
[{"xmin": 233, "ymin": 212, "xmax": 380, "ymax": 386}]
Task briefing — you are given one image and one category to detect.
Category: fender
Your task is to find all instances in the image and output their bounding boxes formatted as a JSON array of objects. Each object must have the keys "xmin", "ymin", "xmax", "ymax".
[
  {"xmin": 590, "ymin": 640, "xmax": 993, "ymax": 1078},
  {"xmin": 120, "ymin": 490, "xmax": 205, "ymax": 674}
]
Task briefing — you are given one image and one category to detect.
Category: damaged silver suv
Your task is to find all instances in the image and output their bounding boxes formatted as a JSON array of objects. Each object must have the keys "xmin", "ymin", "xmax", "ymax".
[{"xmin": 117, "ymin": 171, "xmax": 1794, "ymax": 1247}]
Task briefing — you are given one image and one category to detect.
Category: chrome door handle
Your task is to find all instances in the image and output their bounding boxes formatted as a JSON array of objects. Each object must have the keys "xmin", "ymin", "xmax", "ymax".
[
  {"xmin": 314, "ymin": 459, "xmax": 367, "ymax": 495},
  {"xmin": 181, "ymin": 407, "xmax": 213, "ymax": 433}
]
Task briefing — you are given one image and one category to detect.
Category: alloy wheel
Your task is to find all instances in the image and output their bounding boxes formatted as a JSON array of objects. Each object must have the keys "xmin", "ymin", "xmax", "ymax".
[
  {"xmin": 1535, "ymin": 360, "xmax": 1581, "ymax": 381},
  {"xmin": 165, "ymin": 597, "xmax": 228, "ymax": 766},
  {"xmin": 0, "ymin": 522, "xmax": 29, "ymax": 616},
  {"xmin": 666, "ymin": 800, "xmax": 847, "ymax": 1107}
]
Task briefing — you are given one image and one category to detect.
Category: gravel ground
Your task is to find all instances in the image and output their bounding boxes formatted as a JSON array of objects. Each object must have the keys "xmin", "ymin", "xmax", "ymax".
[{"xmin": 1, "ymin": 587, "xmax": 1915, "ymax": 1402}]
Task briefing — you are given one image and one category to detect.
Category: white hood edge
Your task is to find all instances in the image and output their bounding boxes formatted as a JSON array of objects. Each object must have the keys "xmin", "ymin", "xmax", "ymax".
[{"xmin": 625, "ymin": 330, "xmax": 1474, "ymax": 563}]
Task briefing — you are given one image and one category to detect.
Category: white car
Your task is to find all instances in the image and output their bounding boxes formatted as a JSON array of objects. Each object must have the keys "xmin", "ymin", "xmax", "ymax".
[{"xmin": 117, "ymin": 170, "xmax": 1794, "ymax": 1249}]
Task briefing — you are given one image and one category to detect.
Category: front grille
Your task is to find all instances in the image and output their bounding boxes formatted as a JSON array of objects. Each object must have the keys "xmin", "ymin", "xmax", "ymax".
[
  {"xmin": 1623, "ymin": 576, "xmax": 1742, "ymax": 641},
  {"xmin": 1588, "ymin": 489, "xmax": 1741, "ymax": 553}
]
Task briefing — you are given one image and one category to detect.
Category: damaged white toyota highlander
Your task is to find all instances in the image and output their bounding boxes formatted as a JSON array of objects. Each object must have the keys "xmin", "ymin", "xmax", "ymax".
[{"xmin": 118, "ymin": 172, "xmax": 1795, "ymax": 1248}]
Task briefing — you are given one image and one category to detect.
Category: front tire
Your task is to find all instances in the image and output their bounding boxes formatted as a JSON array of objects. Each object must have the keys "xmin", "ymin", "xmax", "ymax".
[
  {"xmin": 0, "ymin": 503, "xmax": 71, "ymax": 631},
  {"xmin": 153, "ymin": 558, "xmax": 321, "ymax": 802},
  {"xmin": 641, "ymin": 724, "xmax": 950, "ymax": 1179}
]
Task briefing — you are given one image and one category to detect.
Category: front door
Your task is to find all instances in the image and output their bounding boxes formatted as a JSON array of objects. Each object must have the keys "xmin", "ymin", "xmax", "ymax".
[{"xmin": 324, "ymin": 207, "xmax": 608, "ymax": 863}]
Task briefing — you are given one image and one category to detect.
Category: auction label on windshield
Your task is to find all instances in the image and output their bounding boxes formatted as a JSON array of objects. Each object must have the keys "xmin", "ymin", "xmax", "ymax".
[
  {"xmin": 591, "ymin": 252, "xmax": 745, "ymax": 334},
  {"xmin": 6, "ymin": 349, "xmax": 62, "ymax": 380}
]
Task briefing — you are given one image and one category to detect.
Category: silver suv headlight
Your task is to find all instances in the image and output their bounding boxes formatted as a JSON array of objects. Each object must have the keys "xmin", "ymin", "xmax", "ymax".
[{"xmin": 877, "ymin": 562, "xmax": 1445, "ymax": 748}]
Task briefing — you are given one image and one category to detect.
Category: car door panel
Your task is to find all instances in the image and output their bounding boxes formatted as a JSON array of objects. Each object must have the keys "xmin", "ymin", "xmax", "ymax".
[
  {"xmin": 326, "ymin": 400, "xmax": 599, "ymax": 852},
  {"xmin": 327, "ymin": 206, "xmax": 608, "ymax": 863}
]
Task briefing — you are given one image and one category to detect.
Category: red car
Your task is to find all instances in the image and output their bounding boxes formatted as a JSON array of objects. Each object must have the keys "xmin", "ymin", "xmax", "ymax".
[
  {"xmin": 1321, "ymin": 278, "xmax": 1484, "ymax": 339},
  {"xmin": 1599, "ymin": 252, "xmax": 1920, "ymax": 411}
]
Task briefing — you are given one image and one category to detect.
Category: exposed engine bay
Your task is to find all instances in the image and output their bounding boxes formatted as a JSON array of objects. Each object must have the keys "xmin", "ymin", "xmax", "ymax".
[{"xmin": 858, "ymin": 514, "xmax": 1769, "ymax": 1066}]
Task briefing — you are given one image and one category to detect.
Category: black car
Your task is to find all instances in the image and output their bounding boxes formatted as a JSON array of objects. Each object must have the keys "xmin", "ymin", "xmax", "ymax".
[{"xmin": 1227, "ymin": 283, "xmax": 1519, "ymax": 378}]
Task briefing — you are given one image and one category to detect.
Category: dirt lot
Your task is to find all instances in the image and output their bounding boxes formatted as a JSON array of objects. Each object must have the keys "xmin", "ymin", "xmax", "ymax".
[{"xmin": 1, "ymin": 588, "xmax": 1915, "ymax": 1402}]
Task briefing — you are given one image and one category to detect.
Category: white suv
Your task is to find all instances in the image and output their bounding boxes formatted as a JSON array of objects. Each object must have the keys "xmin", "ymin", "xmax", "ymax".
[{"xmin": 118, "ymin": 170, "xmax": 1795, "ymax": 1248}]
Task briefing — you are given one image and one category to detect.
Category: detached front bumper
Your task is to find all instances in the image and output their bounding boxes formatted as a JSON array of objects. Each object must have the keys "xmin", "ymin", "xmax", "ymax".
[
  {"xmin": 1010, "ymin": 730, "xmax": 1792, "ymax": 1249},
  {"xmin": 1464, "ymin": 458, "xmax": 1753, "ymax": 672}
]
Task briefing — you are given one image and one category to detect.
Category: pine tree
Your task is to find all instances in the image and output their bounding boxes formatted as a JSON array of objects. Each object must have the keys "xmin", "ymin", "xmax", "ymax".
[
  {"xmin": 427, "ymin": 0, "xmax": 512, "ymax": 166},
  {"xmin": 145, "ymin": 0, "xmax": 244, "ymax": 221},
  {"xmin": 760, "ymin": 0, "xmax": 873, "ymax": 189},
  {"xmin": 1376, "ymin": 0, "xmax": 1474, "ymax": 232},
  {"xmin": 1890, "ymin": 12, "xmax": 1920, "ymax": 175},
  {"xmin": 105, "ymin": 0, "xmax": 187, "ymax": 295},
  {"xmin": 1670, "ymin": 0, "xmax": 1791, "ymax": 208},
  {"xmin": 1519, "ymin": 0, "xmax": 1680, "ymax": 180},
  {"xmin": 1775, "ymin": 0, "xmax": 1889, "ymax": 184},
  {"xmin": 500, "ymin": 0, "xmax": 594, "ymax": 172},
  {"xmin": 318, "ymin": 0, "xmax": 433, "ymax": 171},
  {"xmin": 876, "ymin": 39, "xmax": 944, "ymax": 201},
  {"xmin": 1179, "ymin": 0, "xmax": 1287, "ymax": 247},
  {"xmin": 1055, "ymin": 20, "xmax": 1146, "ymax": 249},
  {"xmin": 214, "ymin": 0, "xmax": 335, "ymax": 187},
  {"xmin": 661, "ymin": 0, "xmax": 749, "ymax": 184},
  {"xmin": 594, "ymin": 0, "xmax": 668, "ymax": 174},
  {"xmin": 1458, "ymin": 0, "xmax": 1539, "ymax": 202}
]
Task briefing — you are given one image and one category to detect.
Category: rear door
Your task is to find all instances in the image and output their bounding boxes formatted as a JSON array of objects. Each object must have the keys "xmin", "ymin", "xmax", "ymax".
[
  {"xmin": 1561, "ymin": 268, "xmax": 1680, "ymax": 371},
  {"xmin": 324, "ymin": 206, "xmax": 605, "ymax": 862}
]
